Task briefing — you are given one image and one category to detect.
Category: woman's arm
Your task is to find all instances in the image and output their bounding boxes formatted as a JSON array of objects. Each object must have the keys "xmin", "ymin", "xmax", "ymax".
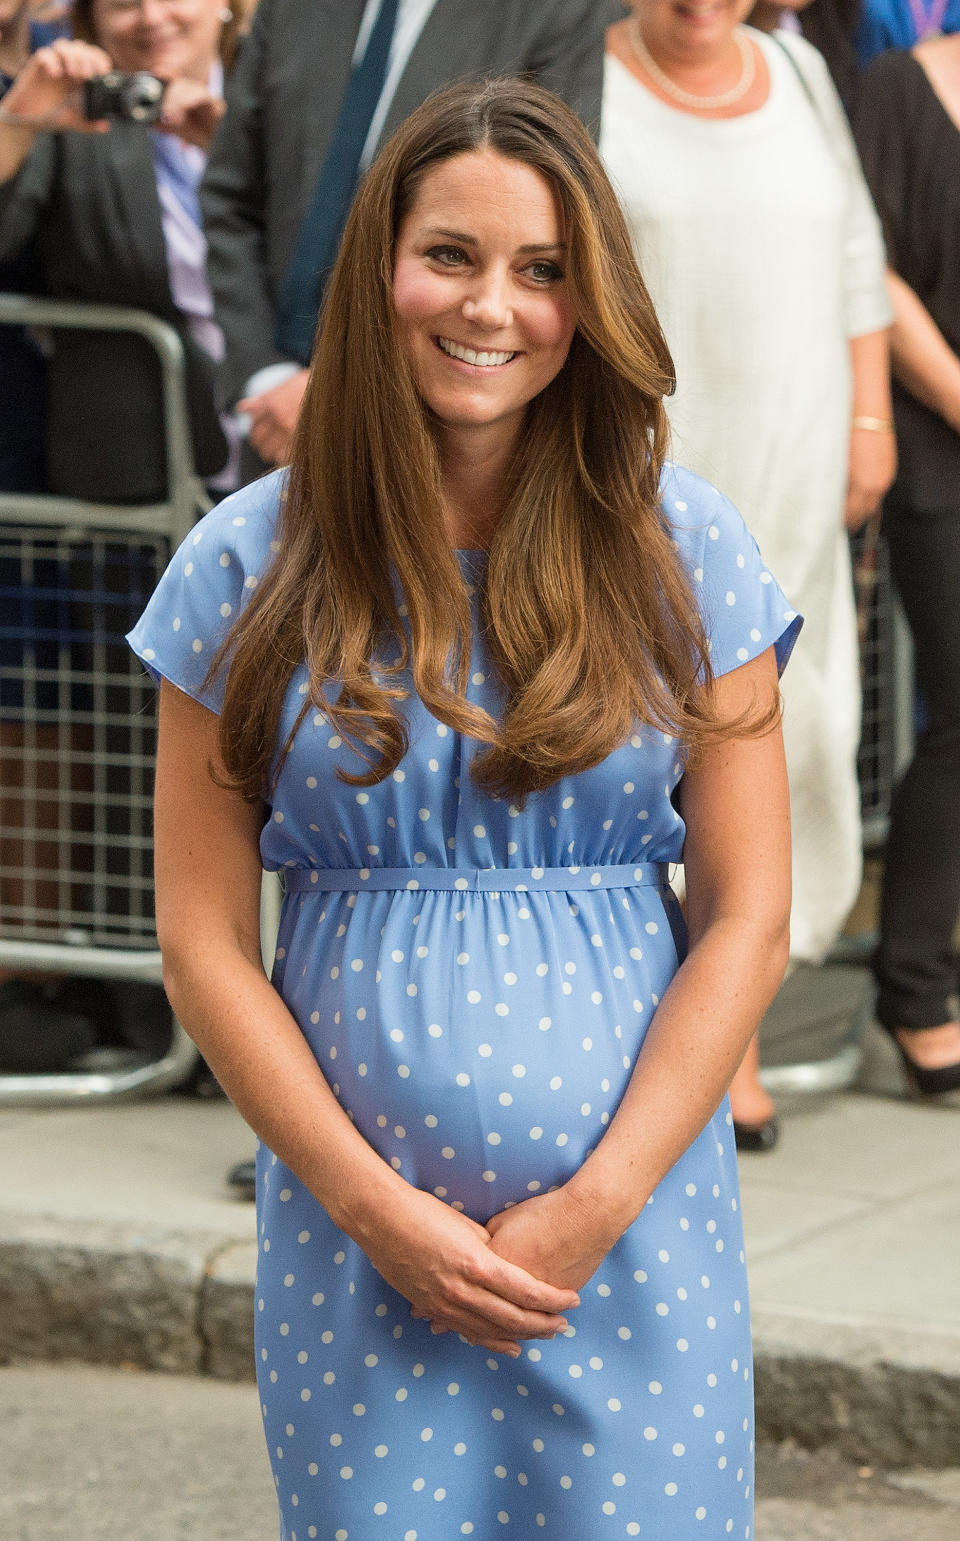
[
  {"xmin": 155, "ymin": 679, "xmax": 579, "ymax": 1354},
  {"xmin": 485, "ymin": 648, "xmax": 791, "ymax": 1290},
  {"xmin": 845, "ymin": 326, "xmax": 897, "ymax": 531},
  {"xmin": 884, "ymin": 266, "xmax": 960, "ymax": 434}
]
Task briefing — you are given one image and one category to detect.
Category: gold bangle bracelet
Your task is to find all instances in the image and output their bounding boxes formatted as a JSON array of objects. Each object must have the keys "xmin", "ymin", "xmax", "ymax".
[{"xmin": 851, "ymin": 415, "xmax": 894, "ymax": 433}]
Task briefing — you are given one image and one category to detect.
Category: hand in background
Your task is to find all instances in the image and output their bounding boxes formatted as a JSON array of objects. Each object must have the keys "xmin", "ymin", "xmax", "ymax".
[
  {"xmin": 845, "ymin": 424, "xmax": 897, "ymax": 531},
  {"xmin": 237, "ymin": 369, "xmax": 309, "ymax": 467},
  {"xmin": 1, "ymin": 39, "xmax": 114, "ymax": 131},
  {"xmin": 158, "ymin": 76, "xmax": 225, "ymax": 152}
]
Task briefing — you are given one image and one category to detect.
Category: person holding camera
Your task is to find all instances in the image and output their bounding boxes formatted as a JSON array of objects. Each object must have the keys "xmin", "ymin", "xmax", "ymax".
[
  {"xmin": 0, "ymin": 0, "xmax": 238, "ymax": 502},
  {"xmin": 0, "ymin": 1, "xmax": 236, "ymax": 1078}
]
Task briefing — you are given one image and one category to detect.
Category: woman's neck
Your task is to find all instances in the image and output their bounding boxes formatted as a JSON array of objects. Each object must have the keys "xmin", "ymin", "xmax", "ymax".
[
  {"xmin": 0, "ymin": 13, "xmax": 31, "ymax": 80},
  {"xmin": 438, "ymin": 422, "xmax": 518, "ymax": 550},
  {"xmin": 607, "ymin": 15, "xmax": 770, "ymax": 120}
]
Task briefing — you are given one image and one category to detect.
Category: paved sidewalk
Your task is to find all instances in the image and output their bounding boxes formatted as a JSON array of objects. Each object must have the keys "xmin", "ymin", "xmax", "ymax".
[{"xmin": 0, "ymin": 1021, "xmax": 957, "ymax": 1466}]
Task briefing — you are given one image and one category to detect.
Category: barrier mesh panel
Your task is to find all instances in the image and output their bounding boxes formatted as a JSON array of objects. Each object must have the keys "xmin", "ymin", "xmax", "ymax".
[
  {"xmin": 0, "ymin": 525, "xmax": 167, "ymax": 947},
  {"xmin": 0, "ymin": 521, "xmax": 903, "ymax": 946}
]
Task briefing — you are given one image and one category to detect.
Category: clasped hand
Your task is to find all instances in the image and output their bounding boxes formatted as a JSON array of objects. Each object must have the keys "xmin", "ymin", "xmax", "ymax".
[{"xmin": 361, "ymin": 1184, "xmax": 613, "ymax": 1358}]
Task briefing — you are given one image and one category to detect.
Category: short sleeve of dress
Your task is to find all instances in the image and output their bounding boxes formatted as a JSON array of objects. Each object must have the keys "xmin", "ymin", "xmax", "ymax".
[
  {"xmin": 661, "ymin": 461, "xmax": 803, "ymax": 679},
  {"xmin": 126, "ymin": 468, "xmax": 285, "ymax": 714}
]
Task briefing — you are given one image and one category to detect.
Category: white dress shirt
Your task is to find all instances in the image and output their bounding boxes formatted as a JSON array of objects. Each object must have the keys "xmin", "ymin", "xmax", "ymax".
[{"xmin": 355, "ymin": 0, "xmax": 439, "ymax": 170}]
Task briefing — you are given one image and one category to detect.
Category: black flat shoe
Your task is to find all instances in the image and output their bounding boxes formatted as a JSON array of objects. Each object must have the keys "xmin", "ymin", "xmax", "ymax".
[
  {"xmin": 881, "ymin": 1023, "xmax": 960, "ymax": 1098},
  {"xmin": 733, "ymin": 1117, "xmax": 779, "ymax": 1153},
  {"xmin": 226, "ymin": 1158, "xmax": 257, "ymax": 1200}
]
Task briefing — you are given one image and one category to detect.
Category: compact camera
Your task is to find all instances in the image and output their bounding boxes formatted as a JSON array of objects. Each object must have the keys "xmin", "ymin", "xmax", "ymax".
[{"xmin": 82, "ymin": 71, "xmax": 166, "ymax": 125}]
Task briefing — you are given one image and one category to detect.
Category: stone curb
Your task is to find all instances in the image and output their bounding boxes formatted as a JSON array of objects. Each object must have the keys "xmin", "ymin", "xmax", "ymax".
[{"xmin": 2, "ymin": 1215, "xmax": 958, "ymax": 1467}]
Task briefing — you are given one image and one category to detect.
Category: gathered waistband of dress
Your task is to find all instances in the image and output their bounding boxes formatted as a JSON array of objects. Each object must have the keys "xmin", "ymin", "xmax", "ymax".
[{"xmin": 281, "ymin": 862, "xmax": 671, "ymax": 894}]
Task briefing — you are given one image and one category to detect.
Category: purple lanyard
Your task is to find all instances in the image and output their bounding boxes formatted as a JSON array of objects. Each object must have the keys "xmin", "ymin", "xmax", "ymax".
[{"xmin": 908, "ymin": 0, "xmax": 949, "ymax": 38}]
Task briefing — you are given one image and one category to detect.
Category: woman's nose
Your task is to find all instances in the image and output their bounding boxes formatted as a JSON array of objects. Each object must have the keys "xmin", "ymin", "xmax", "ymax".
[
  {"xmin": 461, "ymin": 269, "xmax": 513, "ymax": 330},
  {"xmin": 137, "ymin": 0, "xmax": 168, "ymax": 28}
]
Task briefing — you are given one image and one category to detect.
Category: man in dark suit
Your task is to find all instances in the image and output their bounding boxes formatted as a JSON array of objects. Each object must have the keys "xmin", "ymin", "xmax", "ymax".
[{"xmin": 202, "ymin": 0, "xmax": 620, "ymax": 471}]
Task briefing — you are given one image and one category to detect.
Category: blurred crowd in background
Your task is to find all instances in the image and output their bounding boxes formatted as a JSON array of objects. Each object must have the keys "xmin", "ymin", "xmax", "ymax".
[{"xmin": 1, "ymin": 0, "xmax": 959, "ymax": 1129}]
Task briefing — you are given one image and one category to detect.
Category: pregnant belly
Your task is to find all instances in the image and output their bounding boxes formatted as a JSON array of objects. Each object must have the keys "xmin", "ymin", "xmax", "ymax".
[{"xmin": 277, "ymin": 886, "xmax": 682, "ymax": 1221}]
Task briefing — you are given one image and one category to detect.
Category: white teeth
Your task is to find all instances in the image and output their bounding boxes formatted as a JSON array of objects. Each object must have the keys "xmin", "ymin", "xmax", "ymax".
[{"xmin": 437, "ymin": 337, "xmax": 516, "ymax": 367}]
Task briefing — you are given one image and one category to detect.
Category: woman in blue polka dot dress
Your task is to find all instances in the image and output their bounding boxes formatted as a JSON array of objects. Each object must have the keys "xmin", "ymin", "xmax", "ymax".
[{"xmin": 129, "ymin": 81, "xmax": 800, "ymax": 1541}]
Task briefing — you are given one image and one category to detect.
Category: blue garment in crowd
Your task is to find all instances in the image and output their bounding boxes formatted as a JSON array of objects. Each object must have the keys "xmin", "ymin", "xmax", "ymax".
[{"xmin": 856, "ymin": 0, "xmax": 960, "ymax": 64}]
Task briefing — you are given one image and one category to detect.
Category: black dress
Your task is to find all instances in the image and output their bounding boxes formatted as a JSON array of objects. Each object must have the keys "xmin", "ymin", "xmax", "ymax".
[{"xmin": 853, "ymin": 50, "xmax": 960, "ymax": 1031}]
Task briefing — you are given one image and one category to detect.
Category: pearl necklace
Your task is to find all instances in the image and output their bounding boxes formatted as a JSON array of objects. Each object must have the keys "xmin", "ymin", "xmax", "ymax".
[{"xmin": 627, "ymin": 18, "xmax": 756, "ymax": 111}]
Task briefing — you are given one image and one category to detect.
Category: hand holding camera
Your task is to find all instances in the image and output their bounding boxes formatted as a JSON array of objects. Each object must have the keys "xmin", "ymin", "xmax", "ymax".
[
  {"xmin": 0, "ymin": 39, "xmax": 118, "ymax": 134},
  {"xmin": 155, "ymin": 75, "xmax": 224, "ymax": 151},
  {"xmin": 0, "ymin": 34, "xmax": 225, "ymax": 160}
]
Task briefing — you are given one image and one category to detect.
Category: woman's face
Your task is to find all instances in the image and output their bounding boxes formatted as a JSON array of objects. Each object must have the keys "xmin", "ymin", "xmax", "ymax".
[
  {"xmin": 91, "ymin": 0, "xmax": 223, "ymax": 81},
  {"xmin": 392, "ymin": 149, "xmax": 577, "ymax": 455},
  {"xmin": 629, "ymin": 0, "xmax": 756, "ymax": 60}
]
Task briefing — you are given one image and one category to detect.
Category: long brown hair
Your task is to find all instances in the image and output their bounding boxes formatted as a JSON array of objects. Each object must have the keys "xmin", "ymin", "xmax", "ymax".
[{"xmin": 214, "ymin": 78, "xmax": 765, "ymax": 804}]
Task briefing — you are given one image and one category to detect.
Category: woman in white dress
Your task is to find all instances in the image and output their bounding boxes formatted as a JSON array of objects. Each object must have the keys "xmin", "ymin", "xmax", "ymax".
[{"xmin": 601, "ymin": 0, "xmax": 894, "ymax": 1142}]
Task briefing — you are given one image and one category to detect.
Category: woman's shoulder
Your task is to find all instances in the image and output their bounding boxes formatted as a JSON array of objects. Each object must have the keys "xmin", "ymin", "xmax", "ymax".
[
  {"xmin": 127, "ymin": 468, "xmax": 288, "ymax": 711},
  {"xmin": 660, "ymin": 461, "xmax": 802, "ymax": 678},
  {"xmin": 660, "ymin": 461, "xmax": 744, "ymax": 547},
  {"xmin": 859, "ymin": 42, "xmax": 923, "ymax": 93},
  {"xmin": 759, "ymin": 27, "xmax": 841, "ymax": 103},
  {"xmin": 854, "ymin": 47, "xmax": 938, "ymax": 149},
  {"xmin": 188, "ymin": 467, "xmax": 286, "ymax": 566}
]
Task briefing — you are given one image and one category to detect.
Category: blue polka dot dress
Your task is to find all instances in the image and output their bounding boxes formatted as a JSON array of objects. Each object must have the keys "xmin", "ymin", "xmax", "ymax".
[{"xmin": 129, "ymin": 464, "xmax": 801, "ymax": 1541}]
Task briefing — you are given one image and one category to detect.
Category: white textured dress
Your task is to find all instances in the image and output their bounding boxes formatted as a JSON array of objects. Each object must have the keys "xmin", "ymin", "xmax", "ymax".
[{"xmin": 601, "ymin": 31, "xmax": 891, "ymax": 962}]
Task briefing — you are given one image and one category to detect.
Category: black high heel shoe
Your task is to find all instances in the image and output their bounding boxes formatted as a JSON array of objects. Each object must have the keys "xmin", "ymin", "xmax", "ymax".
[
  {"xmin": 733, "ymin": 1117, "xmax": 779, "ymax": 1153},
  {"xmin": 881, "ymin": 1022, "xmax": 960, "ymax": 1098}
]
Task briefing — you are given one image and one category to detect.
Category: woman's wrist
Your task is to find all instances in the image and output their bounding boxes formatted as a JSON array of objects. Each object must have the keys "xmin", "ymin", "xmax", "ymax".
[
  {"xmin": 851, "ymin": 414, "xmax": 894, "ymax": 433},
  {"xmin": 562, "ymin": 1161, "xmax": 646, "ymax": 1249},
  {"xmin": 322, "ymin": 1150, "xmax": 412, "ymax": 1245}
]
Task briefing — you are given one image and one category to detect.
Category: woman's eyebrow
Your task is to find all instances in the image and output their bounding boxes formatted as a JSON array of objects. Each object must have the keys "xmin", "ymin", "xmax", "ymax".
[{"xmin": 422, "ymin": 227, "xmax": 566, "ymax": 254}]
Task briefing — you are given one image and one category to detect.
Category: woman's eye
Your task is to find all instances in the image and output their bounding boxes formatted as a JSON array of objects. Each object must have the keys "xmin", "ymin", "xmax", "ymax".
[
  {"xmin": 426, "ymin": 246, "xmax": 468, "ymax": 266},
  {"xmin": 526, "ymin": 260, "xmax": 564, "ymax": 284}
]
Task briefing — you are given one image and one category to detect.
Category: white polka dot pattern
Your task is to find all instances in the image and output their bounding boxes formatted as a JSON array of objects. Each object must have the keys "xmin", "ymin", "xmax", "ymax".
[{"xmin": 127, "ymin": 463, "xmax": 799, "ymax": 1539}]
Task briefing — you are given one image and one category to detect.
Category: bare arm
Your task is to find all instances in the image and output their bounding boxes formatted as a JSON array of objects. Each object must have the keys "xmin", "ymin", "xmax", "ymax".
[
  {"xmin": 845, "ymin": 326, "xmax": 897, "ymax": 531},
  {"xmin": 885, "ymin": 266, "xmax": 960, "ymax": 434},
  {"xmin": 155, "ymin": 680, "xmax": 579, "ymax": 1353},
  {"xmin": 486, "ymin": 649, "xmax": 791, "ymax": 1289}
]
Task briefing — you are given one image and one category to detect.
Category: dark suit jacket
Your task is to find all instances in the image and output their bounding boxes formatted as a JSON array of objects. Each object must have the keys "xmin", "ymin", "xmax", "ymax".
[
  {"xmin": 201, "ymin": 0, "xmax": 622, "ymax": 404},
  {"xmin": 0, "ymin": 124, "xmax": 226, "ymax": 504}
]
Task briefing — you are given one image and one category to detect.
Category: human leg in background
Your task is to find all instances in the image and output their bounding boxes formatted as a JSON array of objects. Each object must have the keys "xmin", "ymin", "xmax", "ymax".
[{"xmin": 875, "ymin": 496, "xmax": 960, "ymax": 1089}]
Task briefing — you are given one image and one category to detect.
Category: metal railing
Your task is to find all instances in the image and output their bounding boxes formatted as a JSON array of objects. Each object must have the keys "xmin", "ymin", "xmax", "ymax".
[{"xmin": 0, "ymin": 295, "xmax": 208, "ymax": 1103}]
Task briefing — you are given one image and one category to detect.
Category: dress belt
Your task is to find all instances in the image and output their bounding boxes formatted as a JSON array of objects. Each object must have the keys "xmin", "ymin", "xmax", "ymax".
[{"xmin": 281, "ymin": 862, "xmax": 670, "ymax": 893}]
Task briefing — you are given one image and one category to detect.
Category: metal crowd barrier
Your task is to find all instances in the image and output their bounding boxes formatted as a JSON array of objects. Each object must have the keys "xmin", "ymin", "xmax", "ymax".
[
  {"xmin": 0, "ymin": 295, "xmax": 207, "ymax": 1104},
  {"xmin": 0, "ymin": 299, "xmax": 916, "ymax": 1110}
]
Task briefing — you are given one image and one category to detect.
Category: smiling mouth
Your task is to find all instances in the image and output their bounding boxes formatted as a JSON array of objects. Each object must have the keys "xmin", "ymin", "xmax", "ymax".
[{"xmin": 435, "ymin": 336, "xmax": 518, "ymax": 367}]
